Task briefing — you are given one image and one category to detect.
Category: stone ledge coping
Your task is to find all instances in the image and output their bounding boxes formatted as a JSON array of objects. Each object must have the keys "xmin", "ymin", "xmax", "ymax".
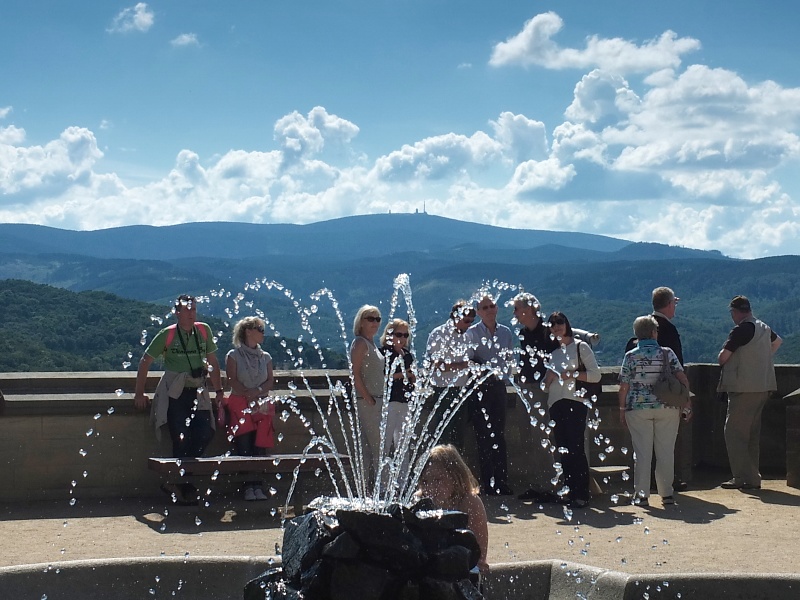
[{"xmin": 3, "ymin": 556, "xmax": 800, "ymax": 600}]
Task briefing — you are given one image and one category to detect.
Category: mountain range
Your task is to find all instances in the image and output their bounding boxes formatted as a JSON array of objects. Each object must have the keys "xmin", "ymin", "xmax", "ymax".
[{"xmin": 1, "ymin": 213, "xmax": 798, "ymax": 366}]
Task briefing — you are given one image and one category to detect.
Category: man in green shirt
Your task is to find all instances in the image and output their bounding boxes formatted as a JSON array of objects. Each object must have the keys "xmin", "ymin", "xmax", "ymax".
[{"xmin": 134, "ymin": 295, "xmax": 224, "ymax": 460}]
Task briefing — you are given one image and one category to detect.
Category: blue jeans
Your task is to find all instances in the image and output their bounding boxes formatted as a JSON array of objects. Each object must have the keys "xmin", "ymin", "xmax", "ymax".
[{"xmin": 167, "ymin": 388, "xmax": 214, "ymax": 458}]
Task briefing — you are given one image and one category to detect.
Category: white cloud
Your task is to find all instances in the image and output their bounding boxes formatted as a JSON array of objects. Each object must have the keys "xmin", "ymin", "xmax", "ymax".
[
  {"xmin": 171, "ymin": 33, "xmax": 199, "ymax": 48},
  {"xmin": 108, "ymin": 3, "xmax": 154, "ymax": 34},
  {"xmin": 508, "ymin": 158, "xmax": 576, "ymax": 195},
  {"xmin": 490, "ymin": 112, "xmax": 549, "ymax": 164},
  {"xmin": 490, "ymin": 11, "xmax": 700, "ymax": 75},
  {"xmin": 0, "ymin": 106, "xmax": 11, "ymax": 120},
  {"xmin": 0, "ymin": 126, "xmax": 102, "ymax": 199},
  {"xmin": 274, "ymin": 106, "xmax": 359, "ymax": 167},
  {"xmin": 0, "ymin": 125, "xmax": 25, "ymax": 145},
  {"xmin": 373, "ymin": 131, "xmax": 503, "ymax": 182}
]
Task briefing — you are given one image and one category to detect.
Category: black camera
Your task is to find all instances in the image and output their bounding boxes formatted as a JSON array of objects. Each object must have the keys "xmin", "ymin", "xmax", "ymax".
[{"xmin": 191, "ymin": 366, "xmax": 207, "ymax": 379}]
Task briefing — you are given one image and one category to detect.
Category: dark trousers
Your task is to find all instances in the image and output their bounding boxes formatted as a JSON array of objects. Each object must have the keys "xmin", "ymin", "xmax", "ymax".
[
  {"xmin": 550, "ymin": 399, "xmax": 590, "ymax": 502},
  {"xmin": 471, "ymin": 378, "xmax": 509, "ymax": 492},
  {"xmin": 167, "ymin": 388, "xmax": 214, "ymax": 458},
  {"xmin": 431, "ymin": 386, "xmax": 469, "ymax": 455}
]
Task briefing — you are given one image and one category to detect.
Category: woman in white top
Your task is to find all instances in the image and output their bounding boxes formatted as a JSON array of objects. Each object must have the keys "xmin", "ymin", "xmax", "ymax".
[
  {"xmin": 544, "ymin": 311, "xmax": 601, "ymax": 508},
  {"xmin": 349, "ymin": 304, "xmax": 384, "ymax": 489}
]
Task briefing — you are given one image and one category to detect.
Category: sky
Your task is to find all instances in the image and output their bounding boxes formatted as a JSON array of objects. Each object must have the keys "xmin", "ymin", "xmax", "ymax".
[{"xmin": 2, "ymin": 1, "xmax": 800, "ymax": 259}]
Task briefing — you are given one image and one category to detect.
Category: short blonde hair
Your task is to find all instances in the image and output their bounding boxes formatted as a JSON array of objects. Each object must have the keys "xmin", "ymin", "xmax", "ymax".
[
  {"xmin": 379, "ymin": 318, "xmax": 411, "ymax": 347},
  {"xmin": 420, "ymin": 444, "xmax": 480, "ymax": 506},
  {"xmin": 352, "ymin": 304, "xmax": 381, "ymax": 337},
  {"xmin": 232, "ymin": 316, "xmax": 265, "ymax": 347}
]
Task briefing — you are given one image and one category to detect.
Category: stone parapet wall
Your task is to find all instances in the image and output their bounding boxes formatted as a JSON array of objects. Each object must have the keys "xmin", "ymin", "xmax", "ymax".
[{"xmin": 1, "ymin": 366, "xmax": 799, "ymax": 502}]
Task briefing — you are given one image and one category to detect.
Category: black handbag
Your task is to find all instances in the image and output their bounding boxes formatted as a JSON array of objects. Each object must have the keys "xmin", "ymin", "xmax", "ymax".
[{"xmin": 653, "ymin": 348, "xmax": 690, "ymax": 408}]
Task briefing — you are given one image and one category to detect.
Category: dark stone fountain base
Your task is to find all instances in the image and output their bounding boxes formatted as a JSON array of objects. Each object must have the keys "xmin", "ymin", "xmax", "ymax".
[{"xmin": 245, "ymin": 498, "xmax": 484, "ymax": 600}]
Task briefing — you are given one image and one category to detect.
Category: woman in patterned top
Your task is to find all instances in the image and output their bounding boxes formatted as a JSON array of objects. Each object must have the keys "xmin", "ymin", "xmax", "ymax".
[{"xmin": 619, "ymin": 315, "xmax": 690, "ymax": 507}]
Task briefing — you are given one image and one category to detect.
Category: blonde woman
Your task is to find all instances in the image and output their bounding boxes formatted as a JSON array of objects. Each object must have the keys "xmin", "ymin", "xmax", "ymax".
[
  {"xmin": 380, "ymin": 318, "xmax": 415, "ymax": 463},
  {"xmin": 350, "ymin": 305, "xmax": 384, "ymax": 485},
  {"xmin": 416, "ymin": 445, "xmax": 489, "ymax": 574},
  {"xmin": 225, "ymin": 316, "xmax": 274, "ymax": 501}
]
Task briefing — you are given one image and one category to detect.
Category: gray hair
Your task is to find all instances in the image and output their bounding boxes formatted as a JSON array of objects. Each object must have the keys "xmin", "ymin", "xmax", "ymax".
[
  {"xmin": 512, "ymin": 292, "xmax": 540, "ymax": 311},
  {"xmin": 633, "ymin": 315, "xmax": 659, "ymax": 340}
]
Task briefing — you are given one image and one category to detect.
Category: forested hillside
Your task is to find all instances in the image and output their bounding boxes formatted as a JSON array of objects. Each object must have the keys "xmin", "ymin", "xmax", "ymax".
[
  {"xmin": 0, "ymin": 280, "xmax": 346, "ymax": 372},
  {"xmin": 1, "ymin": 216, "xmax": 799, "ymax": 367}
]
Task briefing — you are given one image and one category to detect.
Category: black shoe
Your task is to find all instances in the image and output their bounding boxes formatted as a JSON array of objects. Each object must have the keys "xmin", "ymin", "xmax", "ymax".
[
  {"xmin": 160, "ymin": 482, "xmax": 197, "ymax": 506},
  {"xmin": 673, "ymin": 480, "xmax": 688, "ymax": 492}
]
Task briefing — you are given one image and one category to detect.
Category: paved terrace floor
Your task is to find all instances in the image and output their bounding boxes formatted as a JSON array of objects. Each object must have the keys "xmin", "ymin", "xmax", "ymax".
[{"xmin": 1, "ymin": 468, "xmax": 798, "ymax": 576}]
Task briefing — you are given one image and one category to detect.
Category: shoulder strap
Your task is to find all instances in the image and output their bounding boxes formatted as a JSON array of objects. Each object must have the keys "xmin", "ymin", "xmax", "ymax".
[
  {"xmin": 165, "ymin": 322, "xmax": 208, "ymax": 348},
  {"xmin": 660, "ymin": 348, "xmax": 670, "ymax": 376},
  {"xmin": 164, "ymin": 324, "xmax": 178, "ymax": 350},
  {"xmin": 576, "ymin": 340, "xmax": 586, "ymax": 369}
]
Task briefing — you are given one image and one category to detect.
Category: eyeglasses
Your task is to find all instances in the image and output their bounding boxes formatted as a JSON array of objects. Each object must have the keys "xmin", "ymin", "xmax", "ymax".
[
  {"xmin": 551, "ymin": 318, "xmax": 566, "ymax": 325},
  {"xmin": 252, "ymin": 325, "xmax": 265, "ymax": 333},
  {"xmin": 365, "ymin": 315, "xmax": 381, "ymax": 323},
  {"xmin": 478, "ymin": 303, "xmax": 497, "ymax": 310},
  {"xmin": 391, "ymin": 332, "xmax": 410, "ymax": 338}
]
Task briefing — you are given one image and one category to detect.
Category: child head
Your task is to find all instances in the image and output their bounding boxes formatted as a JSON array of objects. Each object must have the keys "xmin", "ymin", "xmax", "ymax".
[{"xmin": 418, "ymin": 444, "xmax": 480, "ymax": 508}]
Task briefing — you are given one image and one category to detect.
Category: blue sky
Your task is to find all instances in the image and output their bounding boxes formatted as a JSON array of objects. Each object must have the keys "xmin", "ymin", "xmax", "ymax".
[{"xmin": 2, "ymin": 1, "xmax": 800, "ymax": 258}]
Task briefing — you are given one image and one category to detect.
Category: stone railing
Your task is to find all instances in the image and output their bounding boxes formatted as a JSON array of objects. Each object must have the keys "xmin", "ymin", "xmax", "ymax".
[{"xmin": 1, "ymin": 365, "xmax": 800, "ymax": 502}]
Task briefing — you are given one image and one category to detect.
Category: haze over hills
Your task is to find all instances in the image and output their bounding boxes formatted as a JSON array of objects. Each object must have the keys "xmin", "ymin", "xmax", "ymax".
[{"xmin": 1, "ymin": 214, "xmax": 798, "ymax": 366}]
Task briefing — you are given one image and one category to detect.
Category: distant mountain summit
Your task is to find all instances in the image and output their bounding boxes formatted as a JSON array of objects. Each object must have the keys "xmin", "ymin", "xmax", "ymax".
[{"xmin": 0, "ymin": 213, "xmax": 636, "ymax": 261}]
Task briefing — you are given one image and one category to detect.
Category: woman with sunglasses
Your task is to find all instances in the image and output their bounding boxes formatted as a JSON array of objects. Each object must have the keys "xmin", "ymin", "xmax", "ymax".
[
  {"xmin": 224, "ymin": 316, "xmax": 275, "ymax": 501},
  {"xmin": 350, "ymin": 305, "xmax": 384, "ymax": 487},
  {"xmin": 380, "ymin": 319, "xmax": 416, "ymax": 474},
  {"xmin": 544, "ymin": 311, "xmax": 601, "ymax": 508}
]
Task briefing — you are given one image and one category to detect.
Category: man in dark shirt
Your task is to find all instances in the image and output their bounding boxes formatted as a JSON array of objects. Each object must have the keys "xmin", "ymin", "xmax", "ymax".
[
  {"xmin": 625, "ymin": 287, "xmax": 691, "ymax": 490},
  {"xmin": 718, "ymin": 295, "xmax": 781, "ymax": 490},
  {"xmin": 512, "ymin": 292, "xmax": 558, "ymax": 501}
]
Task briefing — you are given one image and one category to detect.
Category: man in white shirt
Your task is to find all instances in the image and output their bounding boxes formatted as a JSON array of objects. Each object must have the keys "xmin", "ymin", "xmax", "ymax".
[
  {"xmin": 423, "ymin": 300, "xmax": 476, "ymax": 454},
  {"xmin": 466, "ymin": 294, "xmax": 515, "ymax": 496}
]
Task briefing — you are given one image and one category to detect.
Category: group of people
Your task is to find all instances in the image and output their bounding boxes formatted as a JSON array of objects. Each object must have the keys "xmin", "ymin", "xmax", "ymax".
[
  {"xmin": 348, "ymin": 292, "xmax": 603, "ymax": 510},
  {"xmin": 132, "ymin": 287, "xmax": 782, "ymax": 535},
  {"xmin": 618, "ymin": 288, "xmax": 781, "ymax": 506}
]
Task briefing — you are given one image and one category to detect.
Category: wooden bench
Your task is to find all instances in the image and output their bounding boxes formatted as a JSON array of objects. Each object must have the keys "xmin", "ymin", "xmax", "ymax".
[{"xmin": 148, "ymin": 453, "xmax": 350, "ymax": 512}]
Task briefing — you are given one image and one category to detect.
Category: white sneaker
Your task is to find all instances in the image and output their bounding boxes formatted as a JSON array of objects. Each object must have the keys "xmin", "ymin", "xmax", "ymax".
[
  {"xmin": 254, "ymin": 488, "xmax": 269, "ymax": 501},
  {"xmin": 244, "ymin": 487, "xmax": 257, "ymax": 501}
]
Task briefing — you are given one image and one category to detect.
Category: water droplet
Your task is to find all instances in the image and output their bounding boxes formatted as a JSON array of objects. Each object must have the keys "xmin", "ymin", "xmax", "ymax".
[
  {"xmin": 69, "ymin": 498, "xmax": 76, "ymax": 506},
  {"xmin": 107, "ymin": 406, "xmax": 116, "ymax": 414},
  {"xmin": 85, "ymin": 428, "xmax": 94, "ymax": 437},
  {"xmin": 195, "ymin": 517, "xmax": 202, "ymax": 526},
  {"xmin": 79, "ymin": 449, "xmax": 87, "ymax": 457}
]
